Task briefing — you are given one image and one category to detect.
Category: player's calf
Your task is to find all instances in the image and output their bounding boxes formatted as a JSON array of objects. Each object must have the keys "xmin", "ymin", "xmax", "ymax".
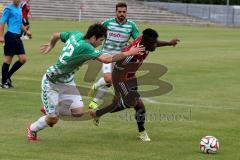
[{"xmin": 27, "ymin": 115, "xmax": 49, "ymax": 142}]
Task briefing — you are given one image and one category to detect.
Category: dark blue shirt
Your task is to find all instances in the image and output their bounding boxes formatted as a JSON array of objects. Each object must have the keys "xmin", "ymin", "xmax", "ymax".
[{"xmin": 0, "ymin": 3, "xmax": 22, "ymax": 34}]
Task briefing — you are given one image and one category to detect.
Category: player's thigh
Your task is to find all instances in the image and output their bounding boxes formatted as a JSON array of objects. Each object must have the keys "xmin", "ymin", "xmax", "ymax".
[
  {"xmin": 102, "ymin": 63, "xmax": 112, "ymax": 74},
  {"xmin": 41, "ymin": 75, "xmax": 59, "ymax": 117},
  {"xmin": 59, "ymin": 93, "xmax": 84, "ymax": 114},
  {"xmin": 123, "ymin": 89, "xmax": 139, "ymax": 108},
  {"xmin": 114, "ymin": 80, "xmax": 139, "ymax": 107},
  {"xmin": 17, "ymin": 54, "xmax": 27, "ymax": 64},
  {"xmin": 59, "ymin": 82, "xmax": 84, "ymax": 114},
  {"xmin": 4, "ymin": 32, "xmax": 17, "ymax": 57},
  {"xmin": 102, "ymin": 63, "xmax": 113, "ymax": 83},
  {"xmin": 15, "ymin": 37, "xmax": 26, "ymax": 58}
]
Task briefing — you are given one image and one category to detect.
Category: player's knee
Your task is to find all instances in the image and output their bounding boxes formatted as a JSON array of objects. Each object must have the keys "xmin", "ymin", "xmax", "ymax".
[
  {"xmin": 135, "ymin": 100, "xmax": 145, "ymax": 110},
  {"xmin": 71, "ymin": 112, "xmax": 84, "ymax": 117},
  {"xmin": 46, "ymin": 116, "xmax": 59, "ymax": 127},
  {"xmin": 4, "ymin": 57, "xmax": 12, "ymax": 64},
  {"xmin": 122, "ymin": 100, "xmax": 136, "ymax": 108},
  {"xmin": 71, "ymin": 107, "xmax": 84, "ymax": 117},
  {"xmin": 134, "ymin": 101, "xmax": 146, "ymax": 114},
  {"xmin": 104, "ymin": 78, "xmax": 112, "ymax": 85},
  {"xmin": 104, "ymin": 74, "xmax": 112, "ymax": 85},
  {"xmin": 123, "ymin": 97, "xmax": 138, "ymax": 108},
  {"xmin": 137, "ymin": 108, "xmax": 146, "ymax": 114},
  {"xmin": 19, "ymin": 57, "xmax": 27, "ymax": 64}
]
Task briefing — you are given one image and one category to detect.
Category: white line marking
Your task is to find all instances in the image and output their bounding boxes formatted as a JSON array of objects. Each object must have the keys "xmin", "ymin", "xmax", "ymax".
[
  {"xmin": 1, "ymin": 78, "xmax": 238, "ymax": 111},
  {"xmin": 142, "ymin": 97, "xmax": 239, "ymax": 111}
]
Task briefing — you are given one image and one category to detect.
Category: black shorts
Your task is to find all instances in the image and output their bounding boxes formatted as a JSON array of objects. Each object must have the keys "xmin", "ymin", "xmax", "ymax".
[
  {"xmin": 4, "ymin": 31, "xmax": 25, "ymax": 56},
  {"xmin": 22, "ymin": 18, "xmax": 29, "ymax": 26},
  {"xmin": 113, "ymin": 75, "xmax": 140, "ymax": 108}
]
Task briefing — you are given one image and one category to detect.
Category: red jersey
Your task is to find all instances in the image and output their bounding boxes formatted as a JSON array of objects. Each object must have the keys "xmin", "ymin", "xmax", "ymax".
[
  {"xmin": 21, "ymin": 1, "xmax": 30, "ymax": 19},
  {"xmin": 113, "ymin": 36, "xmax": 150, "ymax": 81}
]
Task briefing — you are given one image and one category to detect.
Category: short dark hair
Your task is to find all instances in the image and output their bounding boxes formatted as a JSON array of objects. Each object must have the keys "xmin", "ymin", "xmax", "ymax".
[
  {"xmin": 84, "ymin": 23, "xmax": 107, "ymax": 39},
  {"xmin": 142, "ymin": 28, "xmax": 159, "ymax": 41},
  {"xmin": 116, "ymin": 2, "xmax": 127, "ymax": 11}
]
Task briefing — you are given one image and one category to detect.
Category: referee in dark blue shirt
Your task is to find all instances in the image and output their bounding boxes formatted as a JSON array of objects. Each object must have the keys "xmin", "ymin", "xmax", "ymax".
[{"xmin": 0, "ymin": 0, "xmax": 31, "ymax": 88}]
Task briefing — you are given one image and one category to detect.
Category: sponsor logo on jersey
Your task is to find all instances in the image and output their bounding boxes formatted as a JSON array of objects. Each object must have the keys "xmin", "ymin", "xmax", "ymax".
[{"xmin": 108, "ymin": 32, "xmax": 129, "ymax": 39}]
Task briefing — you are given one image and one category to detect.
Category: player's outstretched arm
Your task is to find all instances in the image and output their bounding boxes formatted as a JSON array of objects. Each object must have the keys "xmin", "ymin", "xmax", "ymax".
[
  {"xmin": 96, "ymin": 45, "xmax": 145, "ymax": 63},
  {"xmin": 157, "ymin": 38, "xmax": 180, "ymax": 47},
  {"xmin": 40, "ymin": 32, "xmax": 61, "ymax": 54}
]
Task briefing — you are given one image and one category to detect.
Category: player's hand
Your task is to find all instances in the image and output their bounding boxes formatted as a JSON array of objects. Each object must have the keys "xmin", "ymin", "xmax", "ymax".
[
  {"xmin": 0, "ymin": 36, "xmax": 5, "ymax": 44},
  {"xmin": 26, "ymin": 30, "xmax": 32, "ymax": 39},
  {"xmin": 40, "ymin": 43, "xmax": 53, "ymax": 54},
  {"xmin": 169, "ymin": 39, "xmax": 180, "ymax": 47},
  {"xmin": 127, "ymin": 45, "xmax": 145, "ymax": 56}
]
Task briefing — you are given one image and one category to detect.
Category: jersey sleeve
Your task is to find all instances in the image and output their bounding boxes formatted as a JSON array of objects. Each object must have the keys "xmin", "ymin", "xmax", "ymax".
[
  {"xmin": 79, "ymin": 42, "xmax": 103, "ymax": 59},
  {"xmin": 102, "ymin": 18, "xmax": 111, "ymax": 27},
  {"xmin": 60, "ymin": 32, "xmax": 72, "ymax": 43},
  {"xmin": 0, "ymin": 7, "xmax": 10, "ymax": 24},
  {"xmin": 60, "ymin": 31, "xmax": 81, "ymax": 43},
  {"xmin": 86, "ymin": 48, "xmax": 103, "ymax": 59},
  {"xmin": 131, "ymin": 22, "xmax": 140, "ymax": 40},
  {"xmin": 92, "ymin": 49, "xmax": 103, "ymax": 59},
  {"xmin": 88, "ymin": 48, "xmax": 103, "ymax": 59}
]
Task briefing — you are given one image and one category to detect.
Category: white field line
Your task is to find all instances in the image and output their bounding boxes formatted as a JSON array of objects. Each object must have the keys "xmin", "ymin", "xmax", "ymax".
[
  {"xmin": 142, "ymin": 97, "xmax": 239, "ymax": 111},
  {"xmin": 0, "ymin": 89, "xmax": 239, "ymax": 111}
]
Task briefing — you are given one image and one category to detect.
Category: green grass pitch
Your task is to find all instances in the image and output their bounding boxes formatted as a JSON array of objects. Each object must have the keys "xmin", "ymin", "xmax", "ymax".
[{"xmin": 0, "ymin": 20, "xmax": 239, "ymax": 160}]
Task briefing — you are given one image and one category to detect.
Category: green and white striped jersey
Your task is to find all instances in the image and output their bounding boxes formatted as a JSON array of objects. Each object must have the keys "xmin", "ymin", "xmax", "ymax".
[
  {"xmin": 46, "ymin": 32, "xmax": 102, "ymax": 83},
  {"xmin": 102, "ymin": 18, "xmax": 139, "ymax": 54}
]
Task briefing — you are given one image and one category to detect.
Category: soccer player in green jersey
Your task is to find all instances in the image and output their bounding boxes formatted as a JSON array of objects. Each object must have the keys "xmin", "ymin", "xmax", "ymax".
[
  {"xmin": 89, "ymin": 2, "xmax": 140, "ymax": 108},
  {"xmin": 27, "ymin": 23, "xmax": 144, "ymax": 142}
]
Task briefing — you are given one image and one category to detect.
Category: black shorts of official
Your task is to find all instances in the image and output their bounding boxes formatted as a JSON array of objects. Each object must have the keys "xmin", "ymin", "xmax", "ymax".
[
  {"xmin": 4, "ymin": 31, "xmax": 25, "ymax": 56},
  {"xmin": 113, "ymin": 76, "xmax": 140, "ymax": 108},
  {"xmin": 22, "ymin": 18, "xmax": 30, "ymax": 26}
]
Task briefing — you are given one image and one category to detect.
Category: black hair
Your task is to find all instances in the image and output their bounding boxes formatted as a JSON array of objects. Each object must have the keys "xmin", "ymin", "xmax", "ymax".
[
  {"xmin": 116, "ymin": 2, "xmax": 127, "ymax": 11},
  {"xmin": 142, "ymin": 28, "xmax": 159, "ymax": 41},
  {"xmin": 84, "ymin": 23, "xmax": 107, "ymax": 39}
]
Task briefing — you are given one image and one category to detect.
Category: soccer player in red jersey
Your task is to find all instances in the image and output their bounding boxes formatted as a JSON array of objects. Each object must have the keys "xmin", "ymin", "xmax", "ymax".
[
  {"xmin": 93, "ymin": 28, "xmax": 180, "ymax": 141},
  {"xmin": 21, "ymin": 0, "xmax": 31, "ymax": 39}
]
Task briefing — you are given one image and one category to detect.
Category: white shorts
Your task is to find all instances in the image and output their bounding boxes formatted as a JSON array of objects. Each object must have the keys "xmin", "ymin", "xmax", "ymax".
[
  {"xmin": 102, "ymin": 63, "xmax": 113, "ymax": 74},
  {"xmin": 41, "ymin": 75, "xmax": 83, "ymax": 117}
]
